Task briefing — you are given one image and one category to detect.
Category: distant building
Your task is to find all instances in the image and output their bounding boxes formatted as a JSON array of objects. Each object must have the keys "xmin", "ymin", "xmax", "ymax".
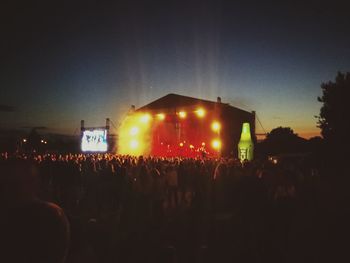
[{"xmin": 134, "ymin": 93, "xmax": 256, "ymax": 157}]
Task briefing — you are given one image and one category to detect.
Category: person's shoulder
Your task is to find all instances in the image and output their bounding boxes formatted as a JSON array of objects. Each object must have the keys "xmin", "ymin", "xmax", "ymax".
[
  {"xmin": 37, "ymin": 200, "xmax": 67, "ymax": 217},
  {"xmin": 12, "ymin": 200, "xmax": 69, "ymax": 226}
]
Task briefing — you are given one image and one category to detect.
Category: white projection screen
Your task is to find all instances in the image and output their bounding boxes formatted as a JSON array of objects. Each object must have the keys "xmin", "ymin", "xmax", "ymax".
[{"xmin": 81, "ymin": 129, "xmax": 108, "ymax": 152}]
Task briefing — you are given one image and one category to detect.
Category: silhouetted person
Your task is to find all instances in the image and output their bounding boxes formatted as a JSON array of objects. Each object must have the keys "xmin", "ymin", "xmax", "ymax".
[
  {"xmin": 1, "ymin": 159, "xmax": 70, "ymax": 263},
  {"xmin": 165, "ymin": 165, "xmax": 178, "ymax": 208}
]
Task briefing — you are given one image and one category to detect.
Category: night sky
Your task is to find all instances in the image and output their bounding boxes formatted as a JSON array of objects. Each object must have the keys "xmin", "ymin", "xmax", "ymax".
[{"xmin": 1, "ymin": 0, "xmax": 350, "ymax": 138}]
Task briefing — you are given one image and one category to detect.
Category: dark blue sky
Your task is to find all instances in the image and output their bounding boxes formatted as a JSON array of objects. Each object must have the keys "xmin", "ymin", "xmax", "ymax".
[{"xmin": 1, "ymin": 0, "xmax": 350, "ymax": 137}]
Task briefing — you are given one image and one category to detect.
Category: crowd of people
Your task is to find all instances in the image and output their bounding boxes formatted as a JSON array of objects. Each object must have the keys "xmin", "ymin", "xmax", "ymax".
[{"xmin": 1, "ymin": 152, "xmax": 346, "ymax": 263}]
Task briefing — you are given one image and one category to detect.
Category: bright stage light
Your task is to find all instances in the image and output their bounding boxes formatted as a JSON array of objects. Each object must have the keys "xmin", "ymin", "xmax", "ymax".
[
  {"xmin": 202, "ymin": 142, "xmax": 206, "ymax": 146},
  {"xmin": 189, "ymin": 144, "xmax": 194, "ymax": 149},
  {"xmin": 140, "ymin": 113, "xmax": 151, "ymax": 123},
  {"xmin": 156, "ymin": 113, "xmax": 165, "ymax": 120},
  {"xmin": 130, "ymin": 139, "xmax": 139, "ymax": 149},
  {"xmin": 211, "ymin": 139, "xmax": 222, "ymax": 150},
  {"xmin": 129, "ymin": 126, "xmax": 139, "ymax": 136},
  {"xmin": 211, "ymin": 121, "xmax": 221, "ymax": 132},
  {"xmin": 195, "ymin": 108, "xmax": 205, "ymax": 118},
  {"xmin": 118, "ymin": 113, "xmax": 152, "ymax": 156},
  {"xmin": 179, "ymin": 142, "xmax": 184, "ymax": 147},
  {"xmin": 178, "ymin": 111, "xmax": 187, "ymax": 119}
]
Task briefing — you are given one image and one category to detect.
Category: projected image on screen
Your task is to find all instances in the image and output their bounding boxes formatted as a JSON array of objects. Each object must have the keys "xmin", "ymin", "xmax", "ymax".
[{"xmin": 81, "ymin": 129, "xmax": 108, "ymax": 152}]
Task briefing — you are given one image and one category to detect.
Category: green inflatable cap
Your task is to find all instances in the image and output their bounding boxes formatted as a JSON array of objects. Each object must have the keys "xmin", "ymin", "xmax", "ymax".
[{"xmin": 238, "ymin": 122, "xmax": 254, "ymax": 161}]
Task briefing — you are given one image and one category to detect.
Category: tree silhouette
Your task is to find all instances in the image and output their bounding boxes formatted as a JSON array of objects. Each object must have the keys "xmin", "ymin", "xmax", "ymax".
[
  {"xmin": 317, "ymin": 72, "xmax": 349, "ymax": 145},
  {"xmin": 266, "ymin": 127, "xmax": 298, "ymax": 141},
  {"xmin": 259, "ymin": 127, "xmax": 306, "ymax": 155}
]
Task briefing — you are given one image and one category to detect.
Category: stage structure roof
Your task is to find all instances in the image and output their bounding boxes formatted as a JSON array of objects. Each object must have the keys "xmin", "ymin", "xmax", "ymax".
[{"xmin": 137, "ymin": 93, "xmax": 252, "ymax": 116}]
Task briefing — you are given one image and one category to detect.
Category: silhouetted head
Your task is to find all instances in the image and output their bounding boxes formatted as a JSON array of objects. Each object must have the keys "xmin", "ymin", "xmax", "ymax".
[
  {"xmin": 1, "ymin": 158, "xmax": 70, "ymax": 262},
  {"xmin": 2, "ymin": 201, "xmax": 70, "ymax": 263}
]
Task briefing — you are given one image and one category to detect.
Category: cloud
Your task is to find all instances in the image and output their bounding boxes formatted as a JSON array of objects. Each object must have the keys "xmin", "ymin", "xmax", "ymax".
[{"xmin": 0, "ymin": 105, "xmax": 15, "ymax": 112}]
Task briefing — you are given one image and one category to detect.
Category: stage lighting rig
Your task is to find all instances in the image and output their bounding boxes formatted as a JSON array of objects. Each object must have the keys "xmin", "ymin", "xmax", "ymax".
[
  {"xmin": 178, "ymin": 111, "xmax": 187, "ymax": 119},
  {"xmin": 195, "ymin": 108, "xmax": 205, "ymax": 118}
]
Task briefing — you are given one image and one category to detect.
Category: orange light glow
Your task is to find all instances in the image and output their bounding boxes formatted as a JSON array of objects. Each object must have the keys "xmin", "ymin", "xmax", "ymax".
[
  {"xmin": 129, "ymin": 126, "xmax": 139, "ymax": 136},
  {"xmin": 156, "ymin": 113, "xmax": 165, "ymax": 120},
  {"xmin": 23, "ymin": 139, "xmax": 27, "ymax": 143},
  {"xmin": 178, "ymin": 111, "xmax": 187, "ymax": 119},
  {"xmin": 211, "ymin": 139, "xmax": 221, "ymax": 150},
  {"xmin": 211, "ymin": 121, "xmax": 221, "ymax": 132},
  {"xmin": 118, "ymin": 112, "xmax": 152, "ymax": 156},
  {"xmin": 189, "ymin": 144, "xmax": 194, "ymax": 149},
  {"xmin": 195, "ymin": 108, "xmax": 205, "ymax": 118},
  {"xmin": 201, "ymin": 142, "xmax": 206, "ymax": 146},
  {"xmin": 179, "ymin": 142, "xmax": 184, "ymax": 147},
  {"xmin": 130, "ymin": 139, "xmax": 139, "ymax": 149},
  {"xmin": 140, "ymin": 113, "xmax": 151, "ymax": 123}
]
